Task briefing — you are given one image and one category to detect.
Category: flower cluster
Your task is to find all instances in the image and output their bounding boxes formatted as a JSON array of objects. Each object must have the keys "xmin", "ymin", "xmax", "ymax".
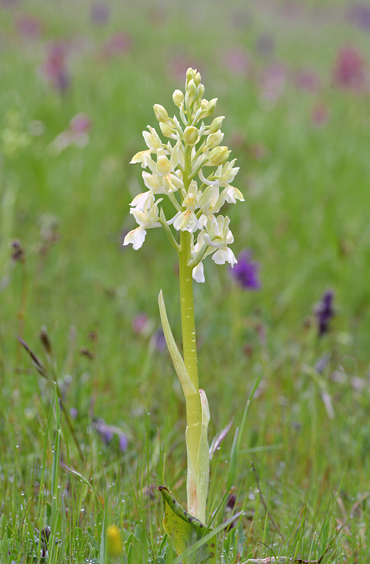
[
  {"xmin": 124, "ymin": 68, "xmax": 244, "ymax": 282},
  {"xmin": 315, "ymin": 290, "xmax": 335, "ymax": 337}
]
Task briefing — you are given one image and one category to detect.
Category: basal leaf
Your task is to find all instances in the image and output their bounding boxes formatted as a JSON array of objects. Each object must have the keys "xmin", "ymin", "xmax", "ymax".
[{"xmin": 158, "ymin": 486, "xmax": 216, "ymax": 564}]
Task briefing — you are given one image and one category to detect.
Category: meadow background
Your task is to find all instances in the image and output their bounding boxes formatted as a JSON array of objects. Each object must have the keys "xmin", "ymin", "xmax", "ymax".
[{"xmin": 1, "ymin": 0, "xmax": 370, "ymax": 562}]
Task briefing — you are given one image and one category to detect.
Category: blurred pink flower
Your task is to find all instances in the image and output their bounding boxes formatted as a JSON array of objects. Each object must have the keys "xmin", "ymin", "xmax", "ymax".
[
  {"xmin": 49, "ymin": 113, "xmax": 91, "ymax": 154},
  {"xmin": 311, "ymin": 102, "xmax": 330, "ymax": 127},
  {"xmin": 39, "ymin": 42, "xmax": 70, "ymax": 92},
  {"xmin": 132, "ymin": 313, "xmax": 150, "ymax": 335},
  {"xmin": 260, "ymin": 62, "xmax": 288, "ymax": 102},
  {"xmin": 102, "ymin": 32, "xmax": 132, "ymax": 58},
  {"xmin": 294, "ymin": 68, "xmax": 320, "ymax": 93},
  {"xmin": 15, "ymin": 14, "xmax": 43, "ymax": 39},
  {"xmin": 69, "ymin": 113, "xmax": 91, "ymax": 136},
  {"xmin": 222, "ymin": 48, "xmax": 250, "ymax": 75},
  {"xmin": 332, "ymin": 44, "xmax": 368, "ymax": 92}
]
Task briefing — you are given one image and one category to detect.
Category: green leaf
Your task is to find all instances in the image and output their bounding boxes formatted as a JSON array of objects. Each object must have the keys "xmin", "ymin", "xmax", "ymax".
[
  {"xmin": 186, "ymin": 389, "xmax": 210, "ymax": 523},
  {"xmin": 158, "ymin": 290, "xmax": 197, "ymax": 399},
  {"xmin": 158, "ymin": 486, "xmax": 216, "ymax": 564}
]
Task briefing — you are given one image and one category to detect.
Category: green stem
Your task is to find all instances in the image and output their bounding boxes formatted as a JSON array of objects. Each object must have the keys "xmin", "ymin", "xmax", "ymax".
[
  {"xmin": 178, "ymin": 142, "xmax": 203, "ymax": 519},
  {"xmin": 178, "ymin": 232, "xmax": 202, "ymax": 516}
]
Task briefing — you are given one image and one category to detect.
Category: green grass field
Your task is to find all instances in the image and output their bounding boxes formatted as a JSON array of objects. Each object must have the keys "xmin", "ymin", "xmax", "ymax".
[{"xmin": 1, "ymin": 0, "xmax": 370, "ymax": 562}]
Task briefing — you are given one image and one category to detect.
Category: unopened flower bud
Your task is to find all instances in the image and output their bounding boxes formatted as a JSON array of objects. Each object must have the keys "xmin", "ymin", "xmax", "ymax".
[
  {"xmin": 207, "ymin": 146, "xmax": 230, "ymax": 166},
  {"xmin": 194, "ymin": 72, "xmax": 201, "ymax": 86},
  {"xmin": 186, "ymin": 68, "xmax": 196, "ymax": 83},
  {"xmin": 199, "ymin": 99, "xmax": 210, "ymax": 119},
  {"xmin": 187, "ymin": 79, "xmax": 197, "ymax": 99},
  {"xmin": 172, "ymin": 89, "xmax": 184, "ymax": 107},
  {"xmin": 153, "ymin": 104, "xmax": 169, "ymax": 123},
  {"xmin": 184, "ymin": 126, "xmax": 199, "ymax": 146},
  {"xmin": 209, "ymin": 116, "xmax": 225, "ymax": 133},
  {"xmin": 157, "ymin": 154, "xmax": 172, "ymax": 175},
  {"xmin": 160, "ymin": 122, "xmax": 175, "ymax": 138},
  {"xmin": 198, "ymin": 84, "xmax": 205, "ymax": 99},
  {"xmin": 206, "ymin": 131, "xmax": 224, "ymax": 150},
  {"xmin": 206, "ymin": 98, "xmax": 218, "ymax": 116}
]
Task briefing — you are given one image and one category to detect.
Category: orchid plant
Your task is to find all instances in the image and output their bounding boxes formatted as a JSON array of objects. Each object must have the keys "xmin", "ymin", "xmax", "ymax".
[{"xmin": 124, "ymin": 68, "xmax": 244, "ymax": 559}]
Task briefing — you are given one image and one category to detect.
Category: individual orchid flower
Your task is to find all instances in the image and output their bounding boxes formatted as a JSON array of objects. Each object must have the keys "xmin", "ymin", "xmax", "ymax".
[
  {"xmin": 202, "ymin": 215, "xmax": 237, "ymax": 266},
  {"xmin": 173, "ymin": 180, "xmax": 199, "ymax": 233},
  {"xmin": 197, "ymin": 185, "xmax": 226, "ymax": 216},
  {"xmin": 129, "ymin": 191, "xmax": 152, "ymax": 210},
  {"xmin": 142, "ymin": 171, "xmax": 162, "ymax": 193},
  {"xmin": 130, "ymin": 149, "xmax": 152, "ymax": 168},
  {"xmin": 142, "ymin": 126, "xmax": 163, "ymax": 151},
  {"xmin": 222, "ymin": 184, "xmax": 244, "ymax": 204},
  {"xmin": 123, "ymin": 193, "xmax": 161, "ymax": 250},
  {"xmin": 215, "ymin": 159, "xmax": 240, "ymax": 186},
  {"xmin": 163, "ymin": 173, "xmax": 184, "ymax": 195}
]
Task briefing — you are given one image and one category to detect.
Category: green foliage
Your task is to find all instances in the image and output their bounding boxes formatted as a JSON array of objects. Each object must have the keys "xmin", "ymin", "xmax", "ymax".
[{"xmin": 159, "ymin": 485, "xmax": 215, "ymax": 563}]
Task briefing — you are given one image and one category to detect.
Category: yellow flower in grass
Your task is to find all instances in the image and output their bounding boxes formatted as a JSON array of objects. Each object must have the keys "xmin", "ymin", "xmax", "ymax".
[{"xmin": 106, "ymin": 525, "xmax": 123, "ymax": 557}]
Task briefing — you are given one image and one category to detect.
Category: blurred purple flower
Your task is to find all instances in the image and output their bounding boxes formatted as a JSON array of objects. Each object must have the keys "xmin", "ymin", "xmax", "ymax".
[
  {"xmin": 93, "ymin": 417, "xmax": 128, "ymax": 452},
  {"xmin": 222, "ymin": 48, "xmax": 250, "ymax": 75},
  {"xmin": 332, "ymin": 44, "xmax": 368, "ymax": 92},
  {"xmin": 229, "ymin": 250, "xmax": 261, "ymax": 291},
  {"xmin": 315, "ymin": 290, "xmax": 335, "ymax": 337},
  {"xmin": 294, "ymin": 68, "xmax": 320, "ymax": 93},
  {"xmin": 255, "ymin": 34, "xmax": 275, "ymax": 57},
  {"xmin": 70, "ymin": 407, "xmax": 78, "ymax": 419},
  {"xmin": 226, "ymin": 493, "xmax": 237, "ymax": 510},
  {"xmin": 260, "ymin": 62, "xmax": 288, "ymax": 102},
  {"xmin": 315, "ymin": 354, "xmax": 330, "ymax": 374},
  {"xmin": 40, "ymin": 42, "xmax": 70, "ymax": 92},
  {"xmin": 348, "ymin": 4, "xmax": 370, "ymax": 32},
  {"xmin": 90, "ymin": 3, "xmax": 110, "ymax": 25},
  {"xmin": 224, "ymin": 492, "xmax": 238, "ymax": 531},
  {"xmin": 15, "ymin": 14, "xmax": 43, "ymax": 39},
  {"xmin": 102, "ymin": 32, "xmax": 132, "ymax": 58},
  {"xmin": 94, "ymin": 418, "xmax": 114, "ymax": 445},
  {"xmin": 119, "ymin": 433, "xmax": 128, "ymax": 452},
  {"xmin": 152, "ymin": 329, "xmax": 166, "ymax": 352}
]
